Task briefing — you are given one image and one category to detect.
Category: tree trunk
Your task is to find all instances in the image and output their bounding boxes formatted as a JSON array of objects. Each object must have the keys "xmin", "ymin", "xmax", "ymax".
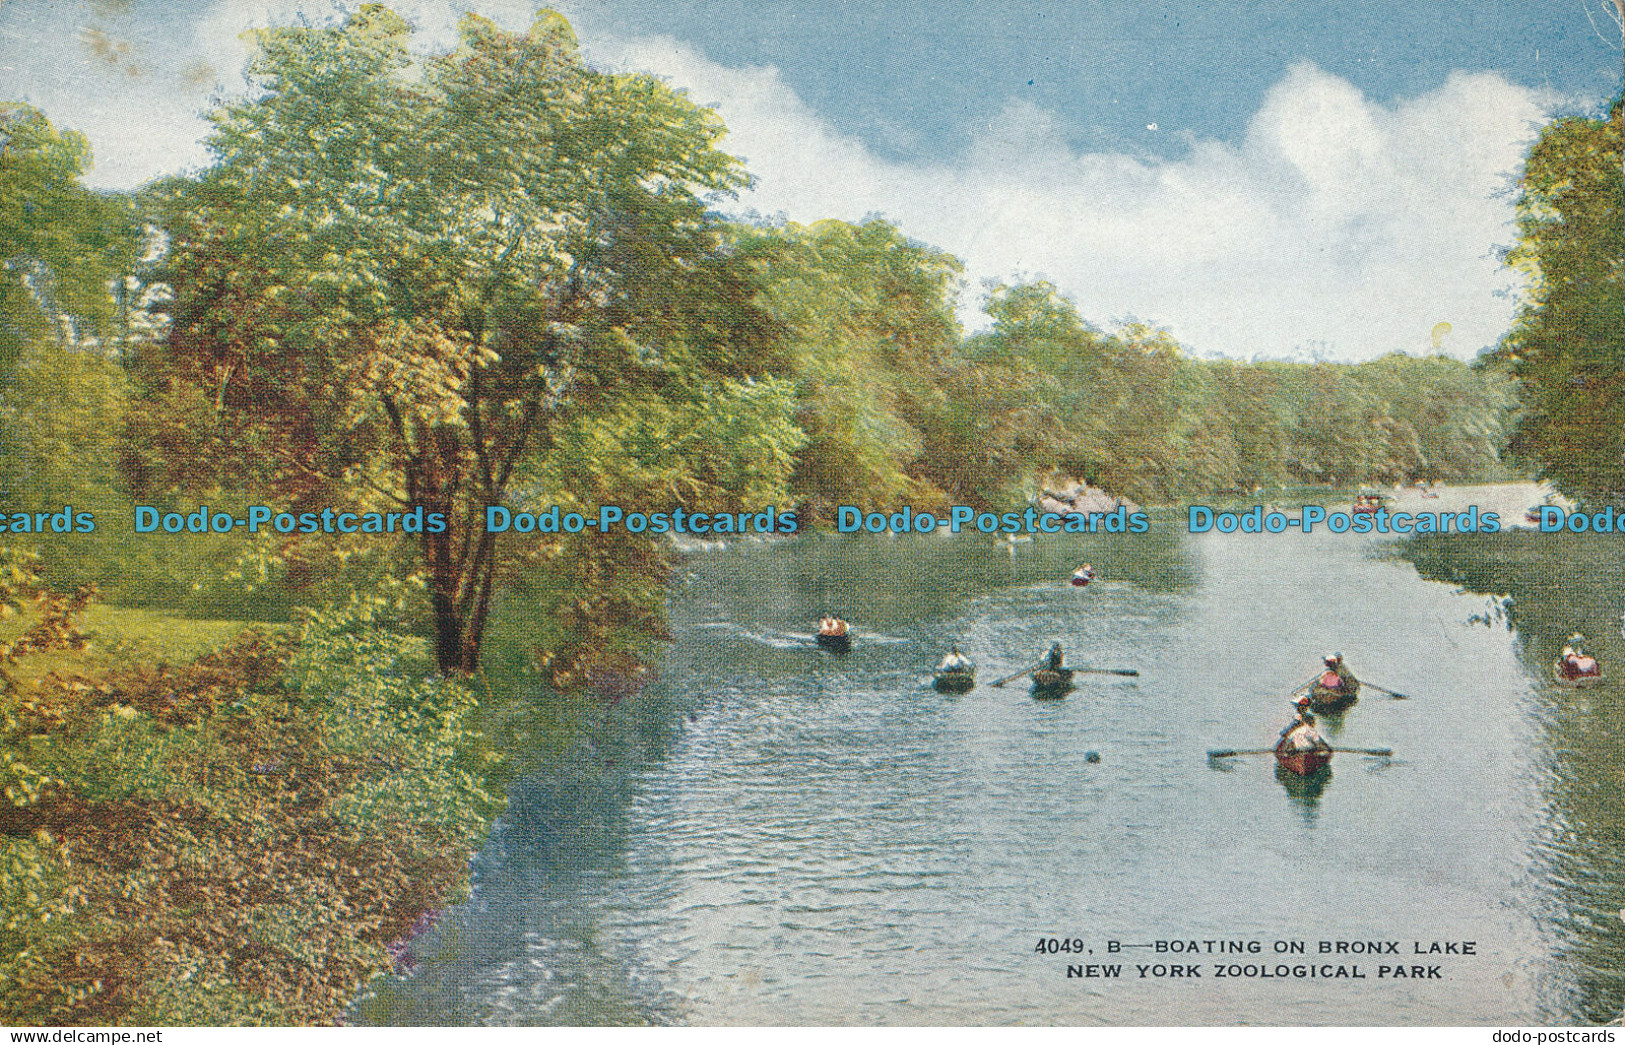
[
  {"xmin": 423, "ymin": 523, "xmax": 466, "ymax": 675},
  {"xmin": 423, "ymin": 523, "xmax": 496, "ymax": 676}
]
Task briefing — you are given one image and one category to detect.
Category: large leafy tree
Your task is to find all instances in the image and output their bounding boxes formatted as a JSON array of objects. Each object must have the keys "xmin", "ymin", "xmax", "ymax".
[
  {"xmin": 138, "ymin": 7, "xmax": 797, "ymax": 672},
  {"xmin": 0, "ymin": 106, "xmax": 141, "ymax": 569},
  {"xmin": 734, "ymin": 218, "xmax": 963, "ymax": 516},
  {"xmin": 1494, "ymin": 100, "xmax": 1623, "ymax": 504},
  {"xmin": 0, "ymin": 105, "xmax": 138, "ymax": 372}
]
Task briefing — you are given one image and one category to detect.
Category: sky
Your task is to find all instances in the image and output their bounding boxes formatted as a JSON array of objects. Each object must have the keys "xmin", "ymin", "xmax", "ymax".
[{"xmin": 1, "ymin": 0, "xmax": 1620, "ymax": 361}]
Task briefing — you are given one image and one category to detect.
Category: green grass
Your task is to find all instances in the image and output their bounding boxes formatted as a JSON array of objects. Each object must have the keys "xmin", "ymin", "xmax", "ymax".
[
  {"xmin": 1, "ymin": 604, "xmax": 281, "ymax": 697},
  {"xmin": 80, "ymin": 606, "xmax": 278, "ymax": 660}
]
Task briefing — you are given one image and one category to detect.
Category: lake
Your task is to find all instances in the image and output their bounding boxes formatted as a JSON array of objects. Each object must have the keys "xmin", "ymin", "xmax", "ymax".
[{"xmin": 354, "ymin": 483, "xmax": 1624, "ymax": 1026}]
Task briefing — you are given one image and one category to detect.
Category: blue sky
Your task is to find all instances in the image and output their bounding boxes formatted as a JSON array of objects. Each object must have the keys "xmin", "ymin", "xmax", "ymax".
[
  {"xmin": 581, "ymin": 0, "xmax": 1616, "ymax": 164},
  {"xmin": 1, "ymin": 1, "xmax": 1620, "ymax": 360}
]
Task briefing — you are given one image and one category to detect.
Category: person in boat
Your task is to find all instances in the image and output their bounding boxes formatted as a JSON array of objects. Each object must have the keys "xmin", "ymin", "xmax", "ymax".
[
  {"xmin": 818, "ymin": 616, "xmax": 849, "ymax": 637},
  {"xmin": 1071, "ymin": 564, "xmax": 1096, "ymax": 587},
  {"xmin": 1279, "ymin": 695, "xmax": 1312, "ymax": 740},
  {"xmin": 1318, "ymin": 652, "xmax": 1358, "ymax": 693},
  {"xmin": 1045, "ymin": 643, "xmax": 1064, "ymax": 672},
  {"xmin": 938, "ymin": 646, "xmax": 973, "ymax": 672},
  {"xmin": 1559, "ymin": 634, "xmax": 1600, "ymax": 679},
  {"xmin": 1279, "ymin": 711, "xmax": 1330, "ymax": 754}
]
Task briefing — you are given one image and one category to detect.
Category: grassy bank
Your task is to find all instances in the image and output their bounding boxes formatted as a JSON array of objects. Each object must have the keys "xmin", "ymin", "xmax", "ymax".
[{"xmin": 0, "ymin": 556, "xmax": 505, "ymax": 1024}]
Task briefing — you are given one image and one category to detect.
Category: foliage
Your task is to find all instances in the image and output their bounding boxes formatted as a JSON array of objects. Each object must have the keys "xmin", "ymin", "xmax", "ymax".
[
  {"xmin": 0, "ymin": 574, "xmax": 503, "ymax": 1025},
  {"xmin": 0, "ymin": 105, "xmax": 140, "ymax": 374},
  {"xmin": 941, "ymin": 281, "xmax": 1516, "ymax": 505},
  {"xmin": 734, "ymin": 219, "xmax": 964, "ymax": 517},
  {"xmin": 0, "ymin": 106, "xmax": 142, "ymax": 552},
  {"xmin": 135, "ymin": 6, "xmax": 793, "ymax": 673},
  {"xmin": 1491, "ymin": 99, "xmax": 1624, "ymax": 506}
]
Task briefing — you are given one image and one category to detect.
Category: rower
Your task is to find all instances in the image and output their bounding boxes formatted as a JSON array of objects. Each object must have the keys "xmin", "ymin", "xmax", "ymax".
[
  {"xmin": 1071, "ymin": 564, "xmax": 1096, "ymax": 588},
  {"xmin": 938, "ymin": 646, "xmax": 972, "ymax": 672},
  {"xmin": 1279, "ymin": 695, "xmax": 1311, "ymax": 739},
  {"xmin": 1280, "ymin": 711, "xmax": 1330, "ymax": 754},
  {"xmin": 1319, "ymin": 652, "xmax": 1358, "ymax": 693},
  {"xmin": 1559, "ymin": 634, "xmax": 1600, "ymax": 679},
  {"xmin": 819, "ymin": 616, "xmax": 849, "ymax": 637},
  {"xmin": 1045, "ymin": 642, "xmax": 1064, "ymax": 671}
]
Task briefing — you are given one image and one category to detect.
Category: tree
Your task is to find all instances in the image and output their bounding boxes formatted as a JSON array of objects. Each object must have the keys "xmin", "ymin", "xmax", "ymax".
[
  {"xmin": 137, "ymin": 7, "xmax": 799, "ymax": 673},
  {"xmin": 1493, "ymin": 99, "xmax": 1623, "ymax": 504},
  {"xmin": 0, "ymin": 105, "xmax": 138, "ymax": 374},
  {"xmin": 0, "ymin": 106, "xmax": 140, "ymax": 517},
  {"xmin": 735, "ymin": 219, "xmax": 963, "ymax": 516}
]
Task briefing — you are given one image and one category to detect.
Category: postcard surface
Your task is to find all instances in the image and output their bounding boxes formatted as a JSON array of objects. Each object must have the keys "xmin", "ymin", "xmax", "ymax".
[{"xmin": 0, "ymin": 0, "xmax": 1620, "ymax": 1028}]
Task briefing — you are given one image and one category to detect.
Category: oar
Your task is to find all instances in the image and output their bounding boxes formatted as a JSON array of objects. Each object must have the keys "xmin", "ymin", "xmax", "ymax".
[
  {"xmin": 1286, "ymin": 673, "xmax": 1320, "ymax": 698},
  {"xmin": 1072, "ymin": 667, "xmax": 1140, "ymax": 676},
  {"xmin": 990, "ymin": 662, "xmax": 1042, "ymax": 688},
  {"xmin": 1361, "ymin": 681, "xmax": 1410, "ymax": 700},
  {"xmin": 1209, "ymin": 745, "xmax": 1393, "ymax": 759}
]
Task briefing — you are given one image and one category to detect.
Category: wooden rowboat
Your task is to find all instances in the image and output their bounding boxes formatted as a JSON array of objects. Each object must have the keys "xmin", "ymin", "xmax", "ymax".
[
  {"xmin": 932, "ymin": 668, "xmax": 976, "ymax": 693},
  {"xmin": 1274, "ymin": 739, "xmax": 1332, "ymax": 775},
  {"xmin": 815, "ymin": 631, "xmax": 851, "ymax": 653},
  {"xmin": 1352, "ymin": 491, "xmax": 1390, "ymax": 515},
  {"xmin": 1553, "ymin": 660, "xmax": 1603, "ymax": 687},
  {"xmin": 1308, "ymin": 676, "xmax": 1360, "ymax": 711},
  {"xmin": 1031, "ymin": 668, "xmax": 1075, "ymax": 698}
]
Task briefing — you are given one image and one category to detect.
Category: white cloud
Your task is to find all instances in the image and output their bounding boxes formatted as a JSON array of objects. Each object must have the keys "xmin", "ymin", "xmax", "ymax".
[
  {"xmin": 596, "ymin": 41, "xmax": 1552, "ymax": 361},
  {"xmin": 2, "ymin": 0, "xmax": 1554, "ymax": 361}
]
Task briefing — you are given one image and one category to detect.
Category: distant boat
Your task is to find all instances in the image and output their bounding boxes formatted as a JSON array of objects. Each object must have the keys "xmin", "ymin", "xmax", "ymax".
[
  {"xmin": 1031, "ymin": 668, "xmax": 1075, "ymax": 698},
  {"xmin": 816, "ymin": 630, "xmax": 851, "ymax": 654},
  {"xmin": 1352, "ymin": 492, "xmax": 1388, "ymax": 515},
  {"xmin": 1526, "ymin": 497, "xmax": 1560, "ymax": 525},
  {"xmin": 815, "ymin": 618, "xmax": 851, "ymax": 653},
  {"xmin": 1553, "ymin": 658, "xmax": 1602, "ymax": 687}
]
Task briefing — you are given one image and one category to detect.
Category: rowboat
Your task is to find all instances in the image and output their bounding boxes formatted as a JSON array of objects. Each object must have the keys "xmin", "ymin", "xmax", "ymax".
[
  {"xmin": 1553, "ymin": 659, "xmax": 1603, "ymax": 687},
  {"xmin": 816, "ymin": 631, "xmax": 851, "ymax": 654},
  {"xmin": 932, "ymin": 668, "xmax": 976, "ymax": 693},
  {"xmin": 1274, "ymin": 738, "xmax": 1332, "ymax": 775},
  {"xmin": 1031, "ymin": 668, "xmax": 1075, "ymax": 698},
  {"xmin": 1308, "ymin": 674, "xmax": 1360, "ymax": 711}
]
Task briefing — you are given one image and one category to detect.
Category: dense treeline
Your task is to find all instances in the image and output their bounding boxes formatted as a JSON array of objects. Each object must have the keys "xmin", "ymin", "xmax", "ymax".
[
  {"xmin": 1485, "ymin": 99, "xmax": 1623, "ymax": 508},
  {"xmin": 762, "ymin": 258, "xmax": 1516, "ymax": 514}
]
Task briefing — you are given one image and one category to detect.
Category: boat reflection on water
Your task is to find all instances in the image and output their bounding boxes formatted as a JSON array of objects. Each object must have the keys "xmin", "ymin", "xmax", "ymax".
[
  {"xmin": 1275, "ymin": 764, "xmax": 1332, "ymax": 822},
  {"xmin": 1314, "ymin": 707, "xmax": 1349, "ymax": 738}
]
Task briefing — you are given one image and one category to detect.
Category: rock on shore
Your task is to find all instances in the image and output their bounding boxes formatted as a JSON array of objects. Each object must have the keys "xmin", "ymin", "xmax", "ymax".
[{"xmin": 1037, "ymin": 478, "xmax": 1142, "ymax": 517}]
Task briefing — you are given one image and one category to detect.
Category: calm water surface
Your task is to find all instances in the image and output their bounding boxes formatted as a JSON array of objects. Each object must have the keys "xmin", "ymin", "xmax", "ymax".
[{"xmin": 357, "ymin": 484, "xmax": 1623, "ymax": 1025}]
